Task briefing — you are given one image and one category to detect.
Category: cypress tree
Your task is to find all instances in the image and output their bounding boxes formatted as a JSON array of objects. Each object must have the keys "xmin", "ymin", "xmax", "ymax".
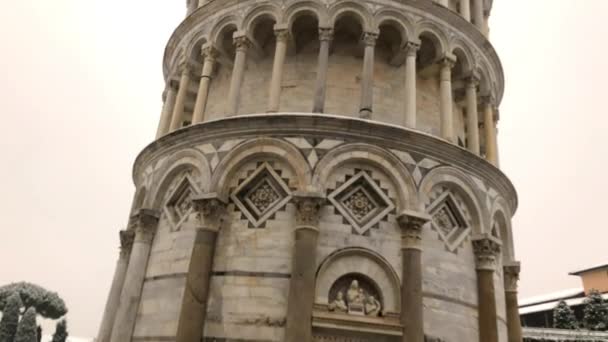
[
  {"xmin": 0, "ymin": 292, "xmax": 22, "ymax": 342},
  {"xmin": 553, "ymin": 300, "xmax": 578, "ymax": 329},
  {"xmin": 582, "ymin": 289, "xmax": 608, "ymax": 331},
  {"xmin": 51, "ymin": 320, "xmax": 68, "ymax": 342},
  {"xmin": 14, "ymin": 307, "xmax": 37, "ymax": 342}
]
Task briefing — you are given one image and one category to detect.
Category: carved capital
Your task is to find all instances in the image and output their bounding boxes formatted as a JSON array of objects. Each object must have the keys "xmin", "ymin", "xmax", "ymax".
[
  {"xmin": 472, "ymin": 235, "xmax": 501, "ymax": 271},
  {"xmin": 293, "ymin": 192, "xmax": 325, "ymax": 227},
  {"xmin": 503, "ymin": 261, "xmax": 521, "ymax": 292},
  {"xmin": 318, "ymin": 28, "xmax": 334, "ymax": 42},
  {"xmin": 130, "ymin": 209, "xmax": 159, "ymax": 244},
  {"xmin": 233, "ymin": 35, "xmax": 252, "ymax": 52},
  {"xmin": 201, "ymin": 45, "xmax": 219, "ymax": 62},
  {"xmin": 361, "ymin": 32, "xmax": 379, "ymax": 47},
  {"xmin": 274, "ymin": 29, "xmax": 290, "ymax": 42},
  {"xmin": 192, "ymin": 193, "xmax": 227, "ymax": 231},
  {"xmin": 397, "ymin": 210, "xmax": 431, "ymax": 250},
  {"xmin": 119, "ymin": 229, "xmax": 135, "ymax": 258},
  {"xmin": 439, "ymin": 54, "xmax": 457, "ymax": 69},
  {"xmin": 404, "ymin": 41, "xmax": 420, "ymax": 57},
  {"xmin": 466, "ymin": 72, "xmax": 481, "ymax": 87}
]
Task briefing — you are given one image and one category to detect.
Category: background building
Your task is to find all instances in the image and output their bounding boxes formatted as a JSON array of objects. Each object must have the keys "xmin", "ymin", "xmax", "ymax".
[
  {"xmin": 519, "ymin": 264, "xmax": 608, "ymax": 341},
  {"xmin": 96, "ymin": 0, "xmax": 521, "ymax": 341}
]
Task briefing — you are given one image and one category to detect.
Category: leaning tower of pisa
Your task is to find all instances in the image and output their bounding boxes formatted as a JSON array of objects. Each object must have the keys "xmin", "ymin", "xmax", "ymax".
[{"xmin": 96, "ymin": 0, "xmax": 522, "ymax": 341}]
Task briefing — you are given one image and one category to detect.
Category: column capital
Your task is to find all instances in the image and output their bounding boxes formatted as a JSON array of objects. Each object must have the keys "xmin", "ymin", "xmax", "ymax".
[
  {"xmin": 472, "ymin": 235, "xmax": 501, "ymax": 271},
  {"xmin": 361, "ymin": 31, "xmax": 379, "ymax": 46},
  {"xmin": 439, "ymin": 54, "xmax": 457, "ymax": 69},
  {"xmin": 201, "ymin": 44, "xmax": 219, "ymax": 60},
  {"xmin": 397, "ymin": 210, "xmax": 431, "ymax": 250},
  {"xmin": 403, "ymin": 40, "xmax": 421, "ymax": 57},
  {"xmin": 233, "ymin": 35, "xmax": 252, "ymax": 52},
  {"xmin": 318, "ymin": 27, "xmax": 334, "ymax": 41},
  {"xmin": 293, "ymin": 191, "xmax": 325, "ymax": 227},
  {"xmin": 129, "ymin": 209, "xmax": 160, "ymax": 244},
  {"xmin": 466, "ymin": 72, "xmax": 481, "ymax": 87},
  {"xmin": 192, "ymin": 193, "xmax": 227, "ymax": 231},
  {"xmin": 503, "ymin": 261, "xmax": 521, "ymax": 293},
  {"xmin": 274, "ymin": 28, "xmax": 290, "ymax": 42},
  {"xmin": 119, "ymin": 229, "xmax": 135, "ymax": 258}
]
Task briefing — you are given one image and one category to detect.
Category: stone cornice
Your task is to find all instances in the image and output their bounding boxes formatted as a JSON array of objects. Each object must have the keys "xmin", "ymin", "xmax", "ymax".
[
  {"xmin": 133, "ymin": 114, "xmax": 518, "ymax": 214},
  {"xmin": 163, "ymin": 0, "xmax": 504, "ymax": 103}
]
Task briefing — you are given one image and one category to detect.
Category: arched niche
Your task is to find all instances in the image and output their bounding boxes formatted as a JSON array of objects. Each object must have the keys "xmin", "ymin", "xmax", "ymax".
[{"xmin": 316, "ymin": 247, "xmax": 400, "ymax": 314}]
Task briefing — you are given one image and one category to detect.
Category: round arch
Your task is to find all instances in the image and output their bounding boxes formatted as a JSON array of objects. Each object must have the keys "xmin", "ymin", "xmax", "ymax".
[
  {"xmin": 373, "ymin": 10, "xmax": 413, "ymax": 44},
  {"xmin": 328, "ymin": 1, "xmax": 373, "ymax": 32},
  {"xmin": 419, "ymin": 166, "xmax": 485, "ymax": 234},
  {"xmin": 490, "ymin": 197, "xmax": 514, "ymax": 261},
  {"xmin": 312, "ymin": 143, "xmax": 419, "ymax": 211},
  {"xmin": 150, "ymin": 148, "xmax": 211, "ymax": 209},
  {"xmin": 209, "ymin": 137, "xmax": 312, "ymax": 198},
  {"xmin": 285, "ymin": 0, "xmax": 326, "ymax": 29},
  {"xmin": 242, "ymin": 3, "xmax": 282, "ymax": 34}
]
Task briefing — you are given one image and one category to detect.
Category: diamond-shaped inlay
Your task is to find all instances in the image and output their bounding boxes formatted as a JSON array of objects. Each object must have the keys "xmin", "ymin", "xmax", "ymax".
[
  {"xmin": 329, "ymin": 171, "xmax": 395, "ymax": 235},
  {"xmin": 231, "ymin": 163, "xmax": 292, "ymax": 228},
  {"xmin": 428, "ymin": 192, "xmax": 470, "ymax": 252},
  {"xmin": 164, "ymin": 175, "xmax": 198, "ymax": 231}
]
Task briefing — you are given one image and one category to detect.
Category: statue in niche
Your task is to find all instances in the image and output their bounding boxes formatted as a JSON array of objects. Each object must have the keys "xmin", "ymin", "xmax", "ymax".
[
  {"xmin": 365, "ymin": 295, "xmax": 381, "ymax": 317},
  {"xmin": 328, "ymin": 276, "xmax": 382, "ymax": 317},
  {"xmin": 328, "ymin": 291, "xmax": 347, "ymax": 312}
]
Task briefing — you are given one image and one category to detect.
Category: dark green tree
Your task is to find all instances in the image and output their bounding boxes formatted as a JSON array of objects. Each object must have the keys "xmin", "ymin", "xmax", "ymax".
[
  {"xmin": 582, "ymin": 289, "xmax": 608, "ymax": 331},
  {"xmin": 0, "ymin": 283, "xmax": 67, "ymax": 319},
  {"xmin": 51, "ymin": 320, "xmax": 68, "ymax": 342},
  {"xmin": 14, "ymin": 307, "xmax": 37, "ymax": 342},
  {"xmin": 0, "ymin": 292, "xmax": 22, "ymax": 342},
  {"xmin": 553, "ymin": 300, "xmax": 578, "ymax": 329}
]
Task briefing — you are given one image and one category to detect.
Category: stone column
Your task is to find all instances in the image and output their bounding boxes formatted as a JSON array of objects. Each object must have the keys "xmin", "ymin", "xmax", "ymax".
[
  {"xmin": 403, "ymin": 41, "xmax": 420, "ymax": 129},
  {"xmin": 96, "ymin": 230, "xmax": 135, "ymax": 342},
  {"xmin": 176, "ymin": 194, "xmax": 226, "ymax": 342},
  {"xmin": 268, "ymin": 28, "xmax": 289, "ymax": 113},
  {"xmin": 439, "ymin": 56, "xmax": 456, "ymax": 143},
  {"xmin": 397, "ymin": 211, "xmax": 431, "ymax": 342},
  {"xmin": 359, "ymin": 32, "xmax": 378, "ymax": 119},
  {"xmin": 169, "ymin": 65, "xmax": 192, "ymax": 131},
  {"xmin": 285, "ymin": 193, "xmax": 325, "ymax": 342},
  {"xmin": 226, "ymin": 35, "xmax": 251, "ymax": 116},
  {"xmin": 472, "ymin": 236, "xmax": 501, "ymax": 342},
  {"xmin": 504, "ymin": 262, "xmax": 523, "ymax": 342},
  {"xmin": 110, "ymin": 209, "xmax": 159, "ymax": 342},
  {"xmin": 460, "ymin": 0, "xmax": 471, "ymax": 22},
  {"xmin": 473, "ymin": 0, "xmax": 484, "ymax": 31},
  {"xmin": 192, "ymin": 46, "xmax": 218, "ymax": 124},
  {"xmin": 312, "ymin": 28, "xmax": 333, "ymax": 113},
  {"xmin": 156, "ymin": 83, "xmax": 177, "ymax": 138},
  {"xmin": 465, "ymin": 75, "xmax": 480, "ymax": 155},
  {"xmin": 483, "ymin": 98, "xmax": 498, "ymax": 166}
]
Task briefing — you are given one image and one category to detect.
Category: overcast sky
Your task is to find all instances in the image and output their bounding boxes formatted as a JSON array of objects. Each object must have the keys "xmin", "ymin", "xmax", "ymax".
[{"xmin": 1, "ymin": 0, "xmax": 607, "ymax": 338}]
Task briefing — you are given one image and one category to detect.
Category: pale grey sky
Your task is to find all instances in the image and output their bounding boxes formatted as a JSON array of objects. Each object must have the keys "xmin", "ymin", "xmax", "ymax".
[{"xmin": 0, "ymin": 0, "xmax": 606, "ymax": 338}]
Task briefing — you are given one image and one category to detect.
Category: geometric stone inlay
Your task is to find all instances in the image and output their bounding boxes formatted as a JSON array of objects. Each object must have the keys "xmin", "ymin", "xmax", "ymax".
[
  {"xmin": 328, "ymin": 171, "xmax": 395, "ymax": 235},
  {"xmin": 231, "ymin": 162, "xmax": 292, "ymax": 228},
  {"xmin": 428, "ymin": 192, "xmax": 470, "ymax": 252},
  {"xmin": 164, "ymin": 175, "xmax": 198, "ymax": 231}
]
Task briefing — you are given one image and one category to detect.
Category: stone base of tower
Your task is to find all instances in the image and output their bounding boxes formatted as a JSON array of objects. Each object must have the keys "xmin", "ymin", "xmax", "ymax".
[{"xmin": 104, "ymin": 114, "xmax": 518, "ymax": 342}]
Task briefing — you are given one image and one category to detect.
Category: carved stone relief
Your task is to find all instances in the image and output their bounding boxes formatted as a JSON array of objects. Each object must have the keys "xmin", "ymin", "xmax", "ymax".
[
  {"xmin": 163, "ymin": 172, "xmax": 199, "ymax": 231},
  {"xmin": 230, "ymin": 162, "xmax": 292, "ymax": 228},
  {"xmin": 427, "ymin": 190, "xmax": 471, "ymax": 252},
  {"xmin": 328, "ymin": 274, "xmax": 383, "ymax": 317},
  {"xmin": 328, "ymin": 170, "xmax": 395, "ymax": 235}
]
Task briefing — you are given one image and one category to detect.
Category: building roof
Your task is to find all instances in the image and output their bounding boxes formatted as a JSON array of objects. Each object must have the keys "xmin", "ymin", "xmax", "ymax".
[
  {"xmin": 520, "ymin": 292, "xmax": 608, "ymax": 315},
  {"xmin": 569, "ymin": 262, "xmax": 608, "ymax": 276},
  {"xmin": 519, "ymin": 288, "xmax": 584, "ymax": 308}
]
